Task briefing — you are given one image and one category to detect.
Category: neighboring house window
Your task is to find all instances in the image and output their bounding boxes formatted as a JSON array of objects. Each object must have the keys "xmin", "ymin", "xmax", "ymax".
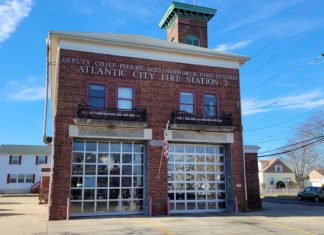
[
  {"xmin": 204, "ymin": 94, "xmax": 217, "ymax": 117},
  {"xmin": 275, "ymin": 164, "xmax": 283, "ymax": 172},
  {"xmin": 36, "ymin": 156, "xmax": 48, "ymax": 165},
  {"xmin": 185, "ymin": 35, "xmax": 200, "ymax": 46},
  {"xmin": 269, "ymin": 177, "xmax": 274, "ymax": 186},
  {"xmin": 89, "ymin": 84, "xmax": 106, "ymax": 108},
  {"xmin": 25, "ymin": 174, "xmax": 34, "ymax": 183},
  {"xmin": 118, "ymin": 87, "xmax": 133, "ymax": 110},
  {"xmin": 7, "ymin": 174, "xmax": 35, "ymax": 184},
  {"xmin": 180, "ymin": 92, "xmax": 194, "ymax": 113},
  {"xmin": 8, "ymin": 174, "xmax": 18, "ymax": 183},
  {"xmin": 18, "ymin": 174, "xmax": 25, "ymax": 183},
  {"xmin": 9, "ymin": 155, "xmax": 21, "ymax": 165}
]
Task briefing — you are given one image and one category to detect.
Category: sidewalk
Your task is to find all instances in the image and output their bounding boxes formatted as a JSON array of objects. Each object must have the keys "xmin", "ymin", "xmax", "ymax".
[
  {"xmin": 1, "ymin": 196, "xmax": 324, "ymax": 235},
  {"xmin": 0, "ymin": 195, "xmax": 48, "ymax": 234}
]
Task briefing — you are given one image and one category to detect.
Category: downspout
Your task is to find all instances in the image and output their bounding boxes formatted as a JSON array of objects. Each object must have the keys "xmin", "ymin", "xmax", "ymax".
[
  {"xmin": 243, "ymin": 148, "xmax": 248, "ymax": 204},
  {"xmin": 43, "ymin": 37, "xmax": 50, "ymax": 144},
  {"xmin": 239, "ymin": 101, "xmax": 248, "ymax": 207}
]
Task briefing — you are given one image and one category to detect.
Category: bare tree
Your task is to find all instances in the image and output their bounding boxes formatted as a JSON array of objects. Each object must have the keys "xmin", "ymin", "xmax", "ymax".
[
  {"xmin": 285, "ymin": 140, "xmax": 318, "ymax": 189},
  {"xmin": 284, "ymin": 109, "xmax": 324, "ymax": 189}
]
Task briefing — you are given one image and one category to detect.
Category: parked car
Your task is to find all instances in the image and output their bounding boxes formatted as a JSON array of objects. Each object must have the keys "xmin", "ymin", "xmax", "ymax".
[{"xmin": 297, "ymin": 187, "xmax": 324, "ymax": 202}]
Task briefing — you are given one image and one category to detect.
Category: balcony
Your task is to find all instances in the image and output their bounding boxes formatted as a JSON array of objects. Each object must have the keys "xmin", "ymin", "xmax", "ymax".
[
  {"xmin": 75, "ymin": 104, "xmax": 147, "ymax": 127},
  {"xmin": 170, "ymin": 110, "xmax": 233, "ymax": 131}
]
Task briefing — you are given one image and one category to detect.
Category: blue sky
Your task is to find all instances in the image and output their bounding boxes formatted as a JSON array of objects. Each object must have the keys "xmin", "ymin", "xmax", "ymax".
[{"xmin": 0, "ymin": 0, "xmax": 323, "ymax": 153}]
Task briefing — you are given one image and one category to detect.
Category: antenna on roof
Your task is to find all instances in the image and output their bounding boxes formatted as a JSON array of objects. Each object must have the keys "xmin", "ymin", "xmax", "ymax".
[{"xmin": 193, "ymin": 0, "xmax": 196, "ymax": 5}]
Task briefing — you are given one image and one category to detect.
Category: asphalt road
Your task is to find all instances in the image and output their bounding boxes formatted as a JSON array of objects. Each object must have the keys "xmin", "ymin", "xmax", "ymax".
[{"xmin": 263, "ymin": 197, "xmax": 324, "ymax": 207}]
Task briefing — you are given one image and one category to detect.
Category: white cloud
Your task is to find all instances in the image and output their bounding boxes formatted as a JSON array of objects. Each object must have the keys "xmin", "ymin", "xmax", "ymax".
[
  {"xmin": 242, "ymin": 90, "xmax": 324, "ymax": 116},
  {"xmin": 5, "ymin": 79, "xmax": 45, "ymax": 101},
  {"xmin": 0, "ymin": 0, "xmax": 33, "ymax": 44},
  {"xmin": 215, "ymin": 40, "xmax": 253, "ymax": 52}
]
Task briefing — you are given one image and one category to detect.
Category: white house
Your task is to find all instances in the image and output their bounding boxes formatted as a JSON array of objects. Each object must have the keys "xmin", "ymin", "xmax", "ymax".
[
  {"xmin": 258, "ymin": 158, "xmax": 296, "ymax": 189},
  {"xmin": 0, "ymin": 145, "xmax": 51, "ymax": 194},
  {"xmin": 309, "ymin": 169, "xmax": 324, "ymax": 187}
]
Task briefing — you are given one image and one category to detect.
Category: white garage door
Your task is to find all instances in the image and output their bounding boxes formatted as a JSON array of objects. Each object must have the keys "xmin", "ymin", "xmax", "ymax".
[
  {"xmin": 70, "ymin": 140, "xmax": 144, "ymax": 216},
  {"xmin": 168, "ymin": 144, "xmax": 226, "ymax": 213}
]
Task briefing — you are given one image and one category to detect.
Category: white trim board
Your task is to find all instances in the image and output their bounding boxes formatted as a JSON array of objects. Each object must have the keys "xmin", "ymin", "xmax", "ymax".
[{"xmin": 59, "ymin": 40, "xmax": 241, "ymax": 69}]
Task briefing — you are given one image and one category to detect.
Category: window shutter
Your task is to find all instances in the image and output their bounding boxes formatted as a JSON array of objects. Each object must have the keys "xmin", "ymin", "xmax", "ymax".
[
  {"xmin": 35, "ymin": 156, "xmax": 38, "ymax": 165},
  {"xmin": 32, "ymin": 174, "xmax": 35, "ymax": 183},
  {"xmin": 7, "ymin": 174, "xmax": 10, "ymax": 184},
  {"xmin": 9, "ymin": 155, "xmax": 12, "ymax": 164},
  {"xmin": 45, "ymin": 156, "xmax": 48, "ymax": 164},
  {"xmin": 19, "ymin": 156, "xmax": 22, "ymax": 165}
]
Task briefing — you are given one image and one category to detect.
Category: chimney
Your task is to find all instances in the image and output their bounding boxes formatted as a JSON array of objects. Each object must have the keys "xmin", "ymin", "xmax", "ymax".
[{"xmin": 159, "ymin": 2, "xmax": 216, "ymax": 48}]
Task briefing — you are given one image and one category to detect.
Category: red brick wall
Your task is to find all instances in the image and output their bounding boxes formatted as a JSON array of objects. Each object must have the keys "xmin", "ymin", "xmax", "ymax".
[
  {"xmin": 39, "ymin": 175, "xmax": 50, "ymax": 204},
  {"xmin": 166, "ymin": 16, "xmax": 208, "ymax": 47},
  {"xmin": 49, "ymin": 48, "xmax": 246, "ymax": 219},
  {"xmin": 245, "ymin": 153, "xmax": 262, "ymax": 209}
]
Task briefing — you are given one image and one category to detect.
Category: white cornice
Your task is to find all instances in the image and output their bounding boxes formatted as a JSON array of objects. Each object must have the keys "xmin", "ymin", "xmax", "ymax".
[{"xmin": 49, "ymin": 31, "xmax": 249, "ymax": 69}]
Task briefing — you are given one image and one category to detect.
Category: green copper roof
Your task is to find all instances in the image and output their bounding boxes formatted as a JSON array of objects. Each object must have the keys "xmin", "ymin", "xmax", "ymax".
[{"xmin": 159, "ymin": 2, "xmax": 216, "ymax": 29}]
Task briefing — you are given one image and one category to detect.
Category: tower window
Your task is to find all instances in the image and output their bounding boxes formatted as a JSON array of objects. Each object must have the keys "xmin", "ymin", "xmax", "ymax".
[{"xmin": 185, "ymin": 35, "xmax": 200, "ymax": 46}]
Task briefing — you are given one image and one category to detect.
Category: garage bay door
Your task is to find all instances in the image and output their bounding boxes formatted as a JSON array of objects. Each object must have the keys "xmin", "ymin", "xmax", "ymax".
[
  {"xmin": 70, "ymin": 140, "xmax": 144, "ymax": 216},
  {"xmin": 168, "ymin": 144, "xmax": 226, "ymax": 213}
]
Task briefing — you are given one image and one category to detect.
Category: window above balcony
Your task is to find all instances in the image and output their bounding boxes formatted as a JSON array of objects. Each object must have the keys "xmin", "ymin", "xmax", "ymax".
[
  {"xmin": 88, "ymin": 84, "xmax": 106, "ymax": 108},
  {"xmin": 180, "ymin": 92, "xmax": 194, "ymax": 113},
  {"xmin": 118, "ymin": 87, "xmax": 133, "ymax": 110}
]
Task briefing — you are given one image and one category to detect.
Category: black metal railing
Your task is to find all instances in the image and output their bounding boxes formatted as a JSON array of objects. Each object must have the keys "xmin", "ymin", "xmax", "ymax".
[
  {"xmin": 76, "ymin": 104, "xmax": 146, "ymax": 122},
  {"xmin": 171, "ymin": 110, "xmax": 233, "ymax": 126}
]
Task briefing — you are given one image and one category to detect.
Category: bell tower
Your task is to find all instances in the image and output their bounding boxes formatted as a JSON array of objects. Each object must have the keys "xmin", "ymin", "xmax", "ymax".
[{"xmin": 159, "ymin": 2, "xmax": 216, "ymax": 48}]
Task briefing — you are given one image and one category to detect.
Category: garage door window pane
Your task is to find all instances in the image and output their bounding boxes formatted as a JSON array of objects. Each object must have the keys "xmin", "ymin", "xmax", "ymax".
[
  {"xmin": 96, "ymin": 202, "xmax": 107, "ymax": 212},
  {"xmin": 97, "ymin": 177, "xmax": 108, "ymax": 187},
  {"xmin": 98, "ymin": 153, "xmax": 109, "ymax": 164},
  {"xmin": 98, "ymin": 143, "xmax": 109, "ymax": 152},
  {"xmin": 83, "ymin": 202, "xmax": 95, "ymax": 213},
  {"xmin": 85, "ymin": 153, "xmax": 96, "ymax": 163},
  {"xmin": 86, "ymin": 142, "xmax": 97, "ymax": 152},
  {"xmin": 73, "ymin": 153, "xmax": 84, "ymax": 163},
  {"xmin": 85, "ymin": 177, "xmax": 95, "ymax": 187},
  {"xmin": 70, "ymin": 202, "xmax": 82, "ymax": 213},
  {"xmin": 71, "ymin": 190, "xmax": 82, "ymax": 200},
  {"xmin": 71, "ymin": 177, "xmax": 83, "ymax": 188},
  {"xmin": 73, "ymin": 142, "xmax": 84, "ymax": 152}
]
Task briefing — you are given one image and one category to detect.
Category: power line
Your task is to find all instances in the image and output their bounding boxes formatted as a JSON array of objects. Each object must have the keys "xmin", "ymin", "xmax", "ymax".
[
  {"xmin": 256, "ymin": 73, "xmax": 279, "ymax": 88},
  {"xmin": 245, "ymin": 107, "xmax": 320, "ymax": 132},
  {"xmin": 243, "ymin": 40, "xmax": 323, "ymax": 102},
  {"xmin": 258, "ymin": 137, "xmax": 324, "ymax": 158},
  {"xmin": 251, "ymin": 40, "xmax": 275, "ymax": 59},
  {"xmin": 245, "ymin": 122, "xmax": 324, "ymax": 145},
  {"xmin": 248, "ymin": 66, "xmax": 322, "ymax": 110},
  {"xmin": 259, "ymin": 135, "xmax": 324, "ymax": 154},
  {"xmin": 249, "ymin": 54, "xmax": 279, "ymax": 76}
]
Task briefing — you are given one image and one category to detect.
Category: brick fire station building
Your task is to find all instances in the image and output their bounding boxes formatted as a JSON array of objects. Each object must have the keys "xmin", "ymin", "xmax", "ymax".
[{"xmin": 46, "ymin": 2, "xmax": 260, "ymax": 219}]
